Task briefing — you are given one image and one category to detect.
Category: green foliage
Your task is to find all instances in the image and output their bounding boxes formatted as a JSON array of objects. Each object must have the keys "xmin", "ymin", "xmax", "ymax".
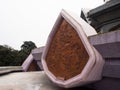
[
  {"xmin": 0, "ymin": 41, "xmax": 37, "ymax": 66},
  {"xmin": 21, "ymin": 41, "xmax": 37, "ymax": 51},
  {"xmin": 18, "ymin": 41, "xmax": 37, "ymax": 65}
]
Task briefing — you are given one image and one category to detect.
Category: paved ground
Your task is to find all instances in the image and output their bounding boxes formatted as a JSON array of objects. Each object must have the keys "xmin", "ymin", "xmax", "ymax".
[
  {"xmin": 0, "ymin": 71, "xmax": 93, "ymax": 90},
  {"xmin": 0, "ymin": 71, "xmax": 63, "ymax": 90}
]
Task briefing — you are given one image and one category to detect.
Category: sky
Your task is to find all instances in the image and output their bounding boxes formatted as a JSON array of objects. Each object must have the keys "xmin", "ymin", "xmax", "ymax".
[{"xmin": 0, "ymin": 0, "xmax": 104, "ymax": 50}]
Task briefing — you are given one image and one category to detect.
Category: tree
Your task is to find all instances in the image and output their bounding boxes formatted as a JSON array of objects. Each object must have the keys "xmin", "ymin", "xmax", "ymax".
[
  {"xmin": 18, "ymin": 41, "xmax": 37, "ymax": 65},
  {"xmin": 0, "ymin": 45, "xmax": 19, "ymax": 66},
  {"xmin": 0, "ymin": 41, "xmax": 37, "ymax": 66},
  {"xmin": 21, "ymin": 41, "xmax": 36, "ymax": 53}
]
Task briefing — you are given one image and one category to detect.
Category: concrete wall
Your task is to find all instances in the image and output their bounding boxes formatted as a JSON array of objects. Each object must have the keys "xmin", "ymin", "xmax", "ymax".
[{"xmin": 88, "ymin": 30, "xmax": 120, "ymax": 90}]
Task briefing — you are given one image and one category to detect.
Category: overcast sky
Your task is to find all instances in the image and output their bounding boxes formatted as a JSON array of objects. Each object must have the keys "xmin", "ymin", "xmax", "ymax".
[{"xmin": 0, "ymin": 0, "xmax": 104, "ymax": 50}]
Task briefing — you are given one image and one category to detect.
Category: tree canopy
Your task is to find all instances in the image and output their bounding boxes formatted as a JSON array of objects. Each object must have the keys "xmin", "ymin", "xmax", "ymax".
[{"xmin": 0, "ymin": 41, "xmax": 37, "ymax": 66}]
